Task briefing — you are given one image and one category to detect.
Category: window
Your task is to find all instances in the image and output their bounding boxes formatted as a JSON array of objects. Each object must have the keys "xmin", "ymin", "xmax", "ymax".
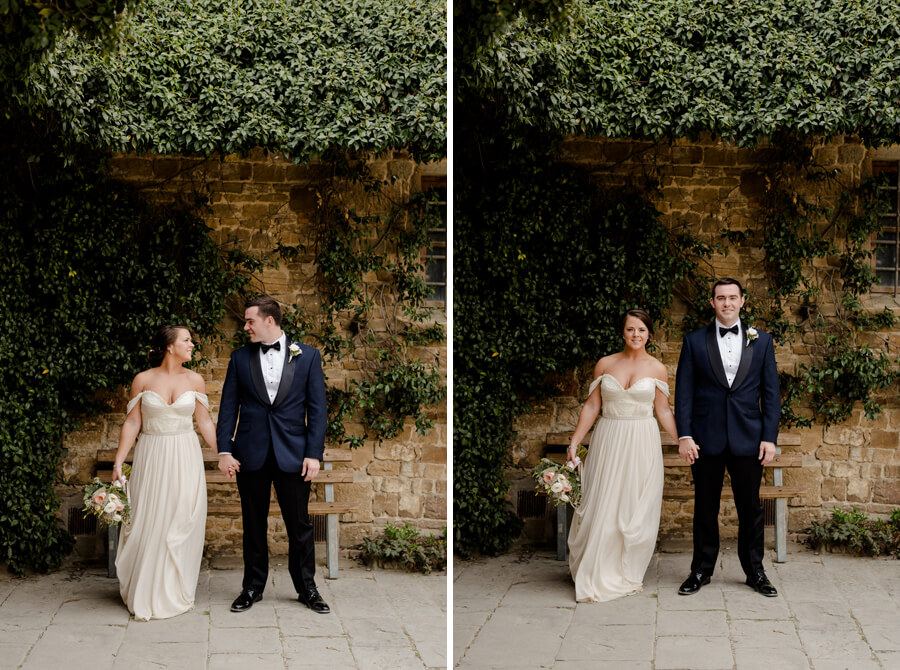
[
  {"xmin": 421, "ymin": 176, "xmax": 447, "ymax": 303},
  {"xmin": 872, "ymin": 161, "xmax": 900, "ymax": 294}
]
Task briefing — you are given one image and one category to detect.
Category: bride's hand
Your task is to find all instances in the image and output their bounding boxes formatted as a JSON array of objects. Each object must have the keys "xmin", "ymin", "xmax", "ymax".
[
  {"xmin": 112, "ymin": 463, "xmax": 125, "ymax": 486},
  {"xmin": 566, "ymin": 444, "xmax": 578, "ymax": 464}
]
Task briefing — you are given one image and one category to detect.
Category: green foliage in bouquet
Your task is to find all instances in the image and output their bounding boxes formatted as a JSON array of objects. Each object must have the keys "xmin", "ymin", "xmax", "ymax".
[
  {"xmin": 355, "ymin": 523, "xmax": 447, "ymax": 574},
  {"xmin": 532, "ymin": 452, "xmax": 585, "ymax": 509},
  {"xmin": 805, "ymin": 508, "xmax": 900, "ymax": 558},
  {"xmin": 83, "ymin": 464, "xmax": 132, "ymax": 525}
]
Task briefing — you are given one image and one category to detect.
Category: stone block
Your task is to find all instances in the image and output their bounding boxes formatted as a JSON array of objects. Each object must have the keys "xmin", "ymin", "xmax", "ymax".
[
  {"xmin": 672, "ymin": 146, "xmax": 703, "ymax": 164},
  {"xmin": 817, "ymin": 444, "xmax": 850, "ymax": 460},
  {"xmin": 873, "ymin": 480, "xmax": 900, "ymax": 504},
  {"xmin": 821, "ymin": 477, "xmax": 847, "ymax": 501},
  {"xmin": 367, "ymin": 460, "xmax": 400, "ymax": 477},
  {"xmin": 870, "ymin": 430, "xmax": 898, "ymax": 448},
  {"xmin": 373, "ymin": 492, "xmax": 399, "ymax": 517},
  {"xmin": 399, "ymin": 492, "xmax": 422, "ymax": 518},
  {"xmin": 424, "ymin": 494, "xmax": 446, "ymax": 519},
  {"xmin": 220, "ymin": 162, "xmax": 251, "ymax": 181},
  {"xmin": 838, "ymin": 145, "xmax": 866, "ymax": 164},
  {"xmin": 420, "ymin": 446, "xmax": 446, "ymax": 464},
  {"xmin": 847, "ymin": 478, "xmax": 871, "ymax": 503}
]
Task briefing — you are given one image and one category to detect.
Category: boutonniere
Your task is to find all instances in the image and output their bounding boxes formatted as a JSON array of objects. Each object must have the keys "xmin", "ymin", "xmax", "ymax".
[
  {"xmin": 746, "ymin": 327, "xmax": 758, "ymax": 347},
  {"xmin": 288, "ymin": 342, "xmax": 302, "ymax": 362}
]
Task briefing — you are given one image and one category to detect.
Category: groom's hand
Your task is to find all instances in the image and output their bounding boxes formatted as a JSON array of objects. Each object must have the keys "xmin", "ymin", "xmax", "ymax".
[
  {"xmin": 302, "ymin": 457, "xmax": 320, "ymax": 482},
  {"xmin": 759, "ymin": 441, "xmax": 776, "ymax": 465},
  {"xmin": 678, "ymin": 437, "xmax": 699, "ymax": 464}
]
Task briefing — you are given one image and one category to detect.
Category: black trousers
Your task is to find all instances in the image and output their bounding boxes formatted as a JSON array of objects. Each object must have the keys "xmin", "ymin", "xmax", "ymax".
[
  {"xmin": 690, "ymin": 449, "xmax": 765, "ymax": 577},
  {"xmin": 236, "ymin": 448, "xmax": 316, "ymax": 594}
]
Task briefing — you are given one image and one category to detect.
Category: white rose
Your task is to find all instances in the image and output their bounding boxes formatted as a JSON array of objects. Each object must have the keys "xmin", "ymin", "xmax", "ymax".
[
  {"xmin": 550, "ymin": 480, "xmax": 564, "ymax": 493},
  {"xmin": 103, "ymin": 500, "xmax": 117, "ymax": 514}
]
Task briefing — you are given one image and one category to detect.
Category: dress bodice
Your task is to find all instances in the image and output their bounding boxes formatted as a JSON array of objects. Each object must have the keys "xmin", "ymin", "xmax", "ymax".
[
  {"xmin": 588, "ymin": 374, "xmax": 669, "ymax": 419},
  {"xmin": 127, "ymin": 391, "xmax": 209, "ymax": 435}
]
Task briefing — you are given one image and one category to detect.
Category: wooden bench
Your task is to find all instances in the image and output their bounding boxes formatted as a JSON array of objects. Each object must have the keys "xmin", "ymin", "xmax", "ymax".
[
  {"xmin": 544, "ymin": 431, "xmax": 803, "ymax": 563},
  {"xmin": 96, "ymin": 447, "xmax": 357, "ymax": 579}
]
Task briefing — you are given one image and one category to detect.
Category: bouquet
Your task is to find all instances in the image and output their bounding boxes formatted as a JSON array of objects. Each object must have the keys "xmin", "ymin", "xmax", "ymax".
[
  {"xmin": 532, "ymin": 446, "xmax": 587, "ymax": 509},
  {"xmin": 83, "ymin": 464, "xmax": 132, "ymax": 525}
]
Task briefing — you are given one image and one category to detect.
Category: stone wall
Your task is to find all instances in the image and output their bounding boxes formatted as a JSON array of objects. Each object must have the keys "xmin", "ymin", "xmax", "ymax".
[
  {"xmin": 509, "ymin": 134, "xmax": 900, "ymax": 540},
  {"xmin": 60, "ymin": 149, "xmax": 447, "ymax": 559}
]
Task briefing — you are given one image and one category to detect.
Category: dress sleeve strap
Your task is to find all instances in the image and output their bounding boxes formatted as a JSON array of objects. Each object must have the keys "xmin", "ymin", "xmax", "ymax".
[
  {"xmin": 194, "ymin": 393, "xmax": 210, "ymax": 410},
  {"xmin": 126, "ymin": 392, "xmax": 144, "ymax": 415},
  {"xmin": 588, "ymin": 375, "xmax": 604, "ymax": 396},
  {"xmin": 654, "ymin": 379, "xmax": 671, "ymax": 397}
]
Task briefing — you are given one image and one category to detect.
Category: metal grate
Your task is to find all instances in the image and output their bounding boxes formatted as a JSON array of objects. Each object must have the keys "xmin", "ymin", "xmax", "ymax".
[
  {"xmin": 517, "ymin": 490, "xmax": 549, "ymax": 519},
  {"xmin": 312, "ymin": 514, "xmax": 327, "ymax": 542},
  {"xmin": 763, "ymin": 499, "xmax": 775, "ymax": 527},
  {"xmin": 68, "ymin": 507, "xmax": 97, "ymax": 535}
]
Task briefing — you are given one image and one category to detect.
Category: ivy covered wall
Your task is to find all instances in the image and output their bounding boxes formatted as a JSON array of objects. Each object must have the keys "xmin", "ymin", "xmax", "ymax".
[
  {"xmin": 61, "ymin": 150, "xmax": 448, "ymax": 559},
  {"xmin": 507, "ymin": 133, "xmax": 900, "ymax": 541}
]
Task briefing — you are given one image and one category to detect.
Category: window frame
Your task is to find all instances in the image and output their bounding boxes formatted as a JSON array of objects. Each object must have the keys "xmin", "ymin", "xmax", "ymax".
[
  {"xmin": 421, "ymin": 175, "xmax": 447, "ymax": 306},
  {"xmin": 871, "ymin": 160, "xmax": 900, "ymax": 296}
]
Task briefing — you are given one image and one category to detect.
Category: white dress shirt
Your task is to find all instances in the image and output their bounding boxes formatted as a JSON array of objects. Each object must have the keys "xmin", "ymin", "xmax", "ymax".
[
  {"xmin": 715, "ymin": 319, "xmax": 742, "ymax": 387},
  {"xmin": 259, "ymin": 332, "xmax": 287, "ymax": 403}
]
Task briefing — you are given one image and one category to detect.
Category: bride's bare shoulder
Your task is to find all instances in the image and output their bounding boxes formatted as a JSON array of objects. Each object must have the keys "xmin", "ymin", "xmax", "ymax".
[
  {"xmin": 593, "ymin": 353, "xmax": 619, "ymax": 376},
  {"xmin": 648, "ymin": 357, "xmax": 669, "ymax": 382}
]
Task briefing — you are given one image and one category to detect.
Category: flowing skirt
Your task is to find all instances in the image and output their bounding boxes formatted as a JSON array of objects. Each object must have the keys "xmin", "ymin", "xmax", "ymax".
[
  {"xmin": 116, "ymin": 430, "xmax": 207, "ymax": 620},
  {"xmin": 568, "ymin": 415, "xmax": 664, "ymax": 602}
]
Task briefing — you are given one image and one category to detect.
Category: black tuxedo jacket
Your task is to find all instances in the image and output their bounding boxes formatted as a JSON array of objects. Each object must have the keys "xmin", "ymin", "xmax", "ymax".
[
  {"xmin": 216, "ymin": 341, "xmax": 327, "ymax": 472},
  {"xmin": 674, "ymin": 322, "xmax": 780, "ymax": 457}
]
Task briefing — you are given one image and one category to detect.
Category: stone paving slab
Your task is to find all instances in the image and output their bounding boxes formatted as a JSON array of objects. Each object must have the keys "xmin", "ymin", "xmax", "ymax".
[
  {"xmin": 0, "ymin": 557, "xmax": 446, "ymax": 669},
  {"xmin": 454, "ymin": 541, "xmax": 900, "ymax": 669}
]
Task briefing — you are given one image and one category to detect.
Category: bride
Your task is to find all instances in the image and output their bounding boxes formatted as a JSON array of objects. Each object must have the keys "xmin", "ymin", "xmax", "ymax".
[
  {"xmin": 566, "ymin": 309, "xmax": 679, "ymax": 602},
  {"xmin": 111, "ymin": 325, "xmax": 223, "ymax": 620}
]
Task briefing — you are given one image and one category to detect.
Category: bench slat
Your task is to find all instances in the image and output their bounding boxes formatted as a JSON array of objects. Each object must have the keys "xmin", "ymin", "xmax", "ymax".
[
  {"xmin": 546, "ymin": 431, "xmax": 802, "ymax": 448},
  {"xmin": 96, "ymin": 447, "xmax": 353, "ymax": 464},
  {"xmin": 662, "ymin": 485, "xmax": 801, "ymax": 499},
  {"xmin": 97, "ymin": 469, "xmax": 353, "ymax": 484},
  {"xmin": 544, "ymin": 452, "xmax": 802, "ymax": 468},
  {"xmin": 207, "ymin": 502, "xmax": 359, "ymax": 515}
]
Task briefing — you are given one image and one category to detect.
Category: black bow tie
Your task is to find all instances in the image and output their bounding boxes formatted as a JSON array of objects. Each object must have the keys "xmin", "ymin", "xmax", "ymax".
[
  {"xmin": 261, "ymin": 341, "xmax": 281, "ymax": 354},
  {"xmin": 719, "ymin": 325, "xmax": 739, "ymax": 337}
]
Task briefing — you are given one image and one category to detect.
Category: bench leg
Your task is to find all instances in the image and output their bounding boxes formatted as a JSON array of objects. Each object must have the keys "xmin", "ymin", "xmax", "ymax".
[
  {"xmin": 774, "ymin": 497, "xmax": 787, "ymax": 563},
  {"xmin": 326, "ymin": 513, "xmax": 339, "ymax": 579},
  {"xmin": 556, "ymin": 503, "xmax": 568, "ymax": 561},
  {"xmin": 108, "ymin": 525, "xmax": 118, "ymax": 579}
]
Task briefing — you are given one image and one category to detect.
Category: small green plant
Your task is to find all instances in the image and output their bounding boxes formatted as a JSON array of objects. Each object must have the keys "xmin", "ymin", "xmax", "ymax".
[
  {"xmin": 355, "ymin": 523, "xmax": 447, "ymax": 574},
  {"xmin": 804, "ymin": 508, "xmax": 900, "ymax": 558}
]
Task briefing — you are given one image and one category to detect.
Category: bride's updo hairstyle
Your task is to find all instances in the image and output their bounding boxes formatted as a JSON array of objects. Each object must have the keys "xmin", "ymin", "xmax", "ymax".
[
  {"xmin": 621, "ymin": 309, "xmax": 654, "ymax": 337},
  {"xmin": 148, "ymin": 325, "xmax": 190, "ymax": 367}
]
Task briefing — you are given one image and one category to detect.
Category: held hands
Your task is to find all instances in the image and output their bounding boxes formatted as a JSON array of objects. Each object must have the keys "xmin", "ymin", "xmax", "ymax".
[
  {"xmin": 759, "ymin": 441, "xmax": 776, "ymax": 465},
  {"xmin": 678, "ymin": 437, "xmax": 700, "ymax": 464},
  {"xmin": 218, "ymin": 453, "xmax": 241, "ymax": 479},
  {"xmin": 301, "ymin": 457, "xmax": 320, "ymax": 482}
]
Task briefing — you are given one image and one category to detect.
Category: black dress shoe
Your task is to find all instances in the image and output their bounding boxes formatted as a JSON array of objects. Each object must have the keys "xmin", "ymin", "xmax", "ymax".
[
  {"xmin": 230, "ymin": 589, "xmax": 263, "ymax": 612},
  {"xmin": 746, "ymin": 571, "xmax": 778, "ymax": 597},
  {"xmin": 297, "ymin": 588, "xmax": 330, "ymax": 614},
  {"xmin": 678, "ymin": 571, "xmax": 711, "ymax": 595}
]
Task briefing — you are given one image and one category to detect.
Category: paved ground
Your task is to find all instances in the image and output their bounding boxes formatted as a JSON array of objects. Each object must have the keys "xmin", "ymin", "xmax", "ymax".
[
  {"xmin": 454, "ymin": 539, "xmax": 900, "ymax": 670},
  {"xmin": 0, "ymin": 556, "xmax": 446, "ymax": 670}
]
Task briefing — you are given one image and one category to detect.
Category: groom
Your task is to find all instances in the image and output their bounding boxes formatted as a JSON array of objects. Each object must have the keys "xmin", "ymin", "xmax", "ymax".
[
  {"xmin": 216, "ymin": 295, "xmax": 329, "ymax": 613},
  {"xmin": 674, "ymin": 278, "xmax": 781, "ymax": 597}
]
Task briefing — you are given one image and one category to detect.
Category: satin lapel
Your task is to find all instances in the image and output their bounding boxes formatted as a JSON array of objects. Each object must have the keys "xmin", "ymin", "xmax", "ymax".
[
  {"xmin": 705, "ymin": 324, "xmax": 730, "ymax": 389},
  {"xmin": 248, "ymin": 344, "xmax": 271, "ymax": 406},
  {"xmin": 272, "ymin": 341, "xmax": 297, "ymax": 409},
  {"xmin": 731, "ymin": 322, "xmax": 755, "ymax": 390}
]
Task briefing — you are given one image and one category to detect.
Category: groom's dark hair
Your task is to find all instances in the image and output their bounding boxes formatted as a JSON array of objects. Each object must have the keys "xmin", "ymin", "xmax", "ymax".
[
  {"xmin": 711, "ymin": 278, "xmax": 743, "ymax": 298},
  {"xmin": 246, "ymin": 295, "xmax": 282, "ymax": 326}
]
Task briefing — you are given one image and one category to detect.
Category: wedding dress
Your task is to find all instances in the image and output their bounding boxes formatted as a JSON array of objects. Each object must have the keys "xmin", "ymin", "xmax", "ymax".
[
  {"xmin": 568, "ymin": 374, "xmax": 666, "ymax": 602},
  {"xmin": 116, "ymin": 390, "xmax": 208, "ymax": 620}
]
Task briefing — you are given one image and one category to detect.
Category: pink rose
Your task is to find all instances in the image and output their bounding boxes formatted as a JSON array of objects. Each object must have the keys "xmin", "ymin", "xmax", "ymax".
[
  {"xmin": 541, "ymin": 470, "xmax": 555, "ymax": 485},
  {"xmin": 92, "ymin": 490, "xmax": 108, "ymax": 506}
]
